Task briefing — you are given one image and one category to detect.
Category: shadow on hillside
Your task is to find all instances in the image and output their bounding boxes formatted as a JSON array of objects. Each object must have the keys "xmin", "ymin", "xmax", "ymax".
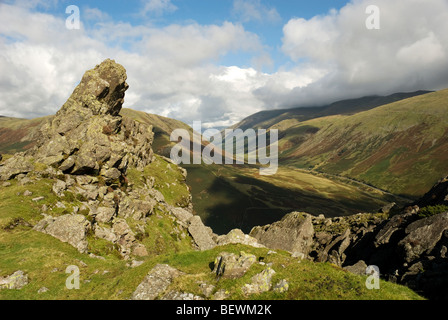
[{"xmin": 185, "ymin": 165, "xmax": 396, "ymax": 235}]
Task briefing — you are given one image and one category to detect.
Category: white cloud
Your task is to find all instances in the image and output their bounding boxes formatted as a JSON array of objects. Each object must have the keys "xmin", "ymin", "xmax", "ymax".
[
  {"xmin": 1, "ymin": 0, "xmax": 448, "ymax": 128},
  {"xmin": 232, "ymin": 0, "xmax": 281, "ymax": 24},
  {"xmin": 0, "ymin": 2, "xmax": 269, "ymax": 126},
  {"xmin": 272, "ymin": 0, "xmax": 448, "ymax": 108},
  {"xmin": 141, "ymin": 0, "xmax": 177, "ymax": 16}
]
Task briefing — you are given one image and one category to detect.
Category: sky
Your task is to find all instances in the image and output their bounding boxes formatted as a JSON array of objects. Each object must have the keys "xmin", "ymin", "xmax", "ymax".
[{"xmin": 1, "ymin": 0, "xmax": 448, "ymax": 128}]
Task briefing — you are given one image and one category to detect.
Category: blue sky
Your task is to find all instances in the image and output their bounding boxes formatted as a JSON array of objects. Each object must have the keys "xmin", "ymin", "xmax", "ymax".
[
  {"xmin": 1, "ymin": 0, "xmax": 448, "ymax": 127},
  {"xmin": 35, "ymin": 0, "xmax": 350, "ymax": 70}
]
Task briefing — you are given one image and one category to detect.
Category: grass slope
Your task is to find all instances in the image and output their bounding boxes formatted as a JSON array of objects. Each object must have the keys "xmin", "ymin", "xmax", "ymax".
[
  {"xmin": 0, "ymin": 175, "xmax": 422, "ymax": 300},
  {"xmin": 233, "ymin": 91, "xmax": 430, "ymax": 131},
  {"xmin": 274, "ymin": 89, "xmax": 448, "ymax": 197}
]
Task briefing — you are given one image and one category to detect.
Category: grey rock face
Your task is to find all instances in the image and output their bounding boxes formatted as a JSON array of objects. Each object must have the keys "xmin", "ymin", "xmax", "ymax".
[
  {"xmin": 34, "ymin": 214, "xmax": 91, "ymax": 253},
  {"xmin": 0, "ymin": 271, "xmax": 29, "ymax": 290},
  {"xmin": 0, "ymin": 59, "xmax": 154, "ymax": 182},
  {"xmin": 187, "ymin": 215, "xmax": 216, "ymax": 251},
  {"xmin": 132, "ymin": 264, "xmax": 184, "ymax": 300},
  {"xmin": 213, "ymin": 251, "xmax": 257, "ymax": 279},
  {"xmin": 250, "ymin": 212, "xmax": 314, "ymax": 256},
  {"xmin": 398, "ymin": 212, "xmax": 448, "ymax": 263}
]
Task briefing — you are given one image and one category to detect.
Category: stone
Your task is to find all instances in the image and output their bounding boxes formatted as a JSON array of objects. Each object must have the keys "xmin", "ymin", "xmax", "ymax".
[
  {"xmin": 213, "ymin": 251, "xmax": 257, "ymax": 279},
  {"xmin": 38, "ymin": 287, "xmax": 49, "ymax": 294},
  {"xmin": 0, "ymin": 271, "xmax": 29, "ymax": 290},
  {"xmin": 112, "ymin": 218, "xmax": 137, "ymax": 258},
  {"xmin": 212, "ymin": 289, "xmax": 230, "ymax": 300},
  {"xmin": 187, "ymin": 215, "xmax": 216, "ymax": 251},
  {"xmin": 273, "ymin": 279, "xmax": 289, "ymax": 293},
  {"xmin": 170, "ymin": 207, "xmax": 193, "ymax": 226},
  {"xmin": 23, "ymin": 190, "xmax": 32, "ymax": 196},
  {"xmin": 198, "ymin": 281, "xmax": 215, "ymax": 298},
  {"xmin": 318, "ymin": 228, "xmax": 351, "ymax": 265},
  {"xmin": 129, "ymin": 260, "xmax": 144, "ymax": 268},
  {"xmin": 132, "ymin": 243, "xmax": 149, "ymax": 257},
  {"xmin": 101, "ymin": 167, "xmax": 121, "ymax": 181},
  {"xmin": 398, "ymin": 212, "xmax": 448, "ymax": 263},
  {"xmin": 216, "ymin": 229, "xmax": 264, "ymax": 248},
  {"xmin": 250, "ymin": 212, "xmax": 314, "ymax": 256},
  {"xmin": 374, "ymin": 211, "xmax": 417, "ymax": 247},
  {"xmin": 344, "ymin": 260, "xmax": 368, "ymax": 276},
  {"xmin": 52, "ymin": 179, "xmax": 67, "ymax": 196},
  {"xmin": 95, "ymin": 207, "xmax": 116, "ymax": 223},
  {"xmin": 241, "ymin": 267, "xmax": 276, "ymax": 296},
  {"xmin": 118, "ymin": 196, "xmax": 155, "ymax": 220},
  {"xmin": 94, "ymin": 224, "xmax": 117, "ymax": 243},
  {"xmin": 34, "ymin": 214, "xmax": 91, "ymax": 253},
  {"xmin": 131, "ymin": 264, "xmax": 184, "ymax": 300}
]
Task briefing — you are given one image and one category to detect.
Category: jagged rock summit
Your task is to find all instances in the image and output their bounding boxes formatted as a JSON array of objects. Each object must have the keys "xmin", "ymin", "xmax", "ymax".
[{"xmin": 0, "ymin": 59, "xmax": 153, "ymax": 181}]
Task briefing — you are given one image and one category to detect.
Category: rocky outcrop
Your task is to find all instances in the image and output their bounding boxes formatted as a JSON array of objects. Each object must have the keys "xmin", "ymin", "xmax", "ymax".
[
  {"xmin": 0, "ymin": 59, "xmax": 198, "ymax": 261},
  {"xmin": 187, "ymin": 215, "xmax": 216, "ymax": 251},
  {"xmin": 0, "ymin": 59, "xmax": 153, "ymax": 182},
  {"xmin": 249, "ymin": 177, "xmax": 448, "ymax": 300},
  {"xmin": 250, "ymin": 212, "xmax": 314, "ymax": 257}
]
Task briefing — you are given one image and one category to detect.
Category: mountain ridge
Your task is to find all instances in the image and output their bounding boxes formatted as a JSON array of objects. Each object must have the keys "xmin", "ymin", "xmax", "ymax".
[{"xmin": 232, "ymin": 90, "xmax": 432, "ymax": 131}]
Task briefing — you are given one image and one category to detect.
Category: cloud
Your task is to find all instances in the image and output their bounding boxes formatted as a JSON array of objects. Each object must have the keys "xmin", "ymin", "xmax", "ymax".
[
  {"xmin": 0, "ymin": 2, "xmax": 269, "ymax": 126},
  {"xmin": 232, "ymin": 0, "xmax": 281, "ymax": 24},
  {"xmin": 1, "ymin": 0, "xmax": 448, "ymax": 128},
  {"xmin": 141, "ymin": 0, "xmax": 177, "ymax": 16},
  {"xmin": 269, "ymin": 0, "xmax": 448, "ymax": 108}
]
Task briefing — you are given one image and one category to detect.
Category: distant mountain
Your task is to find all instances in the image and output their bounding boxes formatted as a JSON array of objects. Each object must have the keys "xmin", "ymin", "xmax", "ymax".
[
  {"xmin": 233, "ymin": 91, "xmax": 431, "ymax": 131},
  {"xmin": 272, "ymin": 89, "xmax": 448, "ymax": 197}
]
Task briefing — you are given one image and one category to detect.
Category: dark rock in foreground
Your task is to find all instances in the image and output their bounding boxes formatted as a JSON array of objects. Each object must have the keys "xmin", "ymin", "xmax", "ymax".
[{"xmin": 250, "ymin": 177, "xmax": 448, "ymax": 300}]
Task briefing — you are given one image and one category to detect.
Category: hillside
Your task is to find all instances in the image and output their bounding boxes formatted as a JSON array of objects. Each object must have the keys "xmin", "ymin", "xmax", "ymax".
[
  {"xmin": 0, "ymin": 59, "xmax": 423, "ymax": 301},
  {"xmin": 0, "ymin": 102, "xmax": 410, "ymax": 235},
  {"xmin": 233, "ymin": 91, "xmax": 431, "ymax": 131},
  {"xmin": 273, "ymin": 89, "xmax": 448, "ymax": 196}
]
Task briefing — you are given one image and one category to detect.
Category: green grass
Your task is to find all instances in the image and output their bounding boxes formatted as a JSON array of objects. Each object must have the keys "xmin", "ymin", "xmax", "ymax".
[
  {"xmin": 0, "ymin": 172, "xmax": 424, "ymax": 300},
  {"xmin": 146, "ymin": 244, "xmax": 423, "ymax": 300},
  {"xmin": 418, "ymin": 205, "xmax": 448, "ymax": 219},
  {"xmin": 278, "ymin": 89, "xmax": 448, "ymax": 197}
]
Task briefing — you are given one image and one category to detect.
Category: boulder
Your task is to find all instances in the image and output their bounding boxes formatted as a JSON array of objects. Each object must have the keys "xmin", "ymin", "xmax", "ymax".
[
  {"xmin": 95, "ymin": 207, "xmax": 116, "ymax": 223},
  {"xmin": 216, "ymin": 229, "xmax": 264, "ymax": 248},
  {"xmin": 34, "ymin": 214, "xmax": 91, "ymax": 253},
  {"xmin": 344, "ymin": 260, "xmax": 368, "ymax": 276},
  {"xmin": 398, "ymin": 212, "xmax": 448, "ymax": 263},
  {"xmin": 374, "ymin": 210, "xmax": 418, "ymax": 247},
  {"xmin": 250, "ymin": 212, "xmax": 314, "ymax": 256},
  {"xmin": 187, "ymin": 216, "xmax": 216, "ymax": 251},
  {"xmin": 0, "ymin": 271, "xmax": 28, "ymax": 290},
  {"xmin": 213, "ymin": 251, "xmax": 257, "ymax": 279},
  {"xmin": 241, "ymin": 267, "xmax": 276, "ymax": 296},
  {"xmin": 170, "ymin": 207, "xmax": 193, "ymax": 227},
  {"xmin": 131, "ymin": 264, "xmax": 184, "ymax": 300}
]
